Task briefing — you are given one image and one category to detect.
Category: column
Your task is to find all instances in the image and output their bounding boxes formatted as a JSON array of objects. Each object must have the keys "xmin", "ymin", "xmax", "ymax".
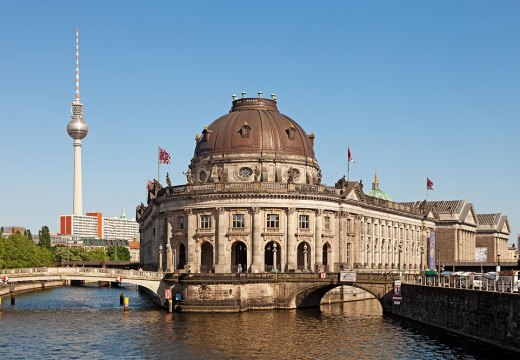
[
  {"xmin": 354, "ymin": 216, "xmax": 362, "ymax": 268},
  {"xmin": 165, "ymin": 243, "xmax": 172, "ymax": 272},
  {"xmin": 185, "ymin": 209, "xmax": 196, "ymax": 271},
  {"xmin": 251, "ymin": 208, "xmax": 263, "ymax": 273},
  {"xmin": 215, "ymin": 208, "xmax": 227, "ymax": 273},
  {"xmin": 339, "ymin": 212, "xmax": 346, "ymax": 267},
  {"xmin": 287, "ymin": 208, "xmax": 296, "ymax": 271},
  {"xmin": 314, "ymin": 210, "xmax": 323, "ymax": 272},
  {"xmin": 332, "ymin": 212, "xmax": 341, "ymax": 271}
]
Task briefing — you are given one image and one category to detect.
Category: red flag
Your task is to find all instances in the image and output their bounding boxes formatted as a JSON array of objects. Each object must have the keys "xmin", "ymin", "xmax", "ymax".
[
  {"xmin": 348, "ymin": 146, "xmax": 355, "ymax": 163},
  {"xmin": 427, "ymin": 178, "xmax": 434, "ymax": 190},
  {"xmin": 159, "ymin": 147, "xmax": 171, "ymax": 164}
]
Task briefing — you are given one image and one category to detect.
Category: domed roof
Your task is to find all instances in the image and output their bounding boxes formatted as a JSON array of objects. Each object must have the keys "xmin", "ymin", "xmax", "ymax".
[
  {"xmin": 194, "ymin": 97, "xmax": 315, "ymax": 159},
  {"xmin": 366, "ymin": 173, "xmax": 392, "ymax": 201}
]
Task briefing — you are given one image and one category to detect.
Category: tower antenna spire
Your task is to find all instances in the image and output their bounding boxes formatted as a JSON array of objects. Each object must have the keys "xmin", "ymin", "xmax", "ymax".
[{"xmin": 75, "ymin": 27, "xmax": 80, "ymax": 102}]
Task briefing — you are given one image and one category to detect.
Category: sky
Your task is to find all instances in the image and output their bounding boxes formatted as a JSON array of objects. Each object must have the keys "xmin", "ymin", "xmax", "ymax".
[{"xmin": 1, "ymin": 1, "xmax": 519, "ymax": 243}]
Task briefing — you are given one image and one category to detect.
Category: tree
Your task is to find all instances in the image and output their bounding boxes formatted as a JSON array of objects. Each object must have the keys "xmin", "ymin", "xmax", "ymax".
[
  {"xmin": 0, "ymin": 234, "xmax": 54, "ymax": 268},
  {"xmin": 24, "ymin": 229, "xmax": 33, "ymax": 241},
  {"xmin": 38, "ymin": 226, "xmax": 51, "ymax": 248},
  {"xmin": 106, "ymin": 246, "xmax": 131, "ymax": 261}
]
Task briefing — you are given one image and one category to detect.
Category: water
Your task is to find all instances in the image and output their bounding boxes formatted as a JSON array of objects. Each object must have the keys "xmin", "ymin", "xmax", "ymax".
[{"xmin": 0, "ymin": 285, "xmax": 513, "ymax": 359}]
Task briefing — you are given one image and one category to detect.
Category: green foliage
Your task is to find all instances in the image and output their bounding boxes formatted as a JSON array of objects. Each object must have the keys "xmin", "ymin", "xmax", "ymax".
[
  {"xmin": 38, "ymin": 226, "xmax": 51, "ymax": 248},
  {"xmin": 24, "ymin": 229, "xmax": 33, "ymax": 241},
  {"xmin": 106, "ymin": 246, "xmax": 131, "ymax": 261},
  {"xmin": 0, "ymin": 234, "xmax": 54, "ymax": 268},
  {"xmin": 52, "ymin": 246, "xmax": 108, "ymax": 263}
]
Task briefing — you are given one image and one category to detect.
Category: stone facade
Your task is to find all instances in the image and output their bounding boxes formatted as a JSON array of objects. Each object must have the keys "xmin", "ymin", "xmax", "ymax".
[
  {"xmin": 476, "ymin": 213, "xmax": 512, "ymax": 262},
  {"xmin": 138, "ymin": 96, "xmax": 436, "ymax": 274}
]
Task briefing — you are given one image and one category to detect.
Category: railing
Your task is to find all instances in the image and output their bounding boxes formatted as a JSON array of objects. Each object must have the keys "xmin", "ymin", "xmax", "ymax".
[
  {"xmin": 0, "ymin": 267, "xmax": 163, "ymax": 279},
  {"xmin": 405, "ymin": 275, "xmax": 519, "ymax": 294}
]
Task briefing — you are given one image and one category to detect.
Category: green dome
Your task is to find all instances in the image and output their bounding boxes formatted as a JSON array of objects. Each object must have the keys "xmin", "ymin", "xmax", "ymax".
[{"xmin": 366, "ymin": 173, "xmax": 392, "ymax": 201}]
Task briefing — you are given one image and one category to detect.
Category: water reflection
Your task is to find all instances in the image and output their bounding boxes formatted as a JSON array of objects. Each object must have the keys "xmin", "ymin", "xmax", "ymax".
[{"xmin": 0, "ymin": 286, "xmax": 514, "ymax": 359}]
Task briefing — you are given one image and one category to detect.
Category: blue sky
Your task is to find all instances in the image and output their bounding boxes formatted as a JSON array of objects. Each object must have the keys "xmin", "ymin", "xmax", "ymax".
[{"xmin": 1, "ymin": 1, "xmax": 519, "ymax": 243}]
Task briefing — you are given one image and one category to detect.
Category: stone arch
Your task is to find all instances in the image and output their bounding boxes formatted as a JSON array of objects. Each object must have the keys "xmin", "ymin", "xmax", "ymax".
[
  {"xmin": 178, "ymin": 242, "xmax": 187, "ymax": 270},
  {"xmin": 288, "ymin": 283, "xmax": 391, "ymax": 311},
  {"xmin": 322, "ymin": 242, "xmax": 331, "ymax": 271},
  {"xmin": 231, "ymin": 241, "xmax": 247, "ymax": 273},
  {"xmin": 297, "ymin": 241, "xmax": 311, "ymax": 271},
  {"xmin": 264, "ymin": 241, "xmax": 281, "ymax": 272},
  {"xmin": 200, "ymin": 241, "xmax": 214, "ymax": 273}
]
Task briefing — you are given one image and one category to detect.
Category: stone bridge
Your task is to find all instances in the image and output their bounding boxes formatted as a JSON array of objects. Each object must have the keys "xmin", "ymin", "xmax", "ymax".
[
  {"xmin": 1, "ymin": 268, "xmax": 399, "ymax": 312},
  {"xmin": 164, "ymin": 272, "xmax": 398, "ymax": 313},
  {"xmin": 0, "ymin": 267, "xmax": 167, "ymax": 303}
]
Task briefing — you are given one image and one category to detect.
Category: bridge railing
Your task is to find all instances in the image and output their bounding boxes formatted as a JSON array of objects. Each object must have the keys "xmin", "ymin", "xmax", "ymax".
[{"xmin": 0, "ymin": 267, "xmax": 162, "ymax": 280}]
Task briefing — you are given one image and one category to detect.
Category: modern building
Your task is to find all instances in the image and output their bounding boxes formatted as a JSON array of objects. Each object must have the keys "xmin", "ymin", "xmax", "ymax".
[
  {"xmin": 59, "ymin": 210, "xmax": 139, "ymax": 241},
  {"xmin": 137, "ymin": 94, "xmax": 437, "ymax": 273}
]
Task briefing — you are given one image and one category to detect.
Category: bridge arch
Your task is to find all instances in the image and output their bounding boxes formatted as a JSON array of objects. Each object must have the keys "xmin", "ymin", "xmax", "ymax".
[{"xmin": 288, "ymin": 283, "xmax": 393, "ymax": 312}]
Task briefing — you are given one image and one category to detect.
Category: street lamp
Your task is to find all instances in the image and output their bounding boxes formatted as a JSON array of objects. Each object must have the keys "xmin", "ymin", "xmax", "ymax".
[
  {"xmin": 303, "ymin": 243, "xmax": 308, "ymax": 272},
  {"xmin": 398, "ymin": 242, "xmax": 403, "ymax": 277},
  {"xmin": 420, "ymin": 246, "xmax": 424, "ymax": 271},
  {"xmin": 272, "ymin": 242, "xmax": 278, "ymax": 273}
]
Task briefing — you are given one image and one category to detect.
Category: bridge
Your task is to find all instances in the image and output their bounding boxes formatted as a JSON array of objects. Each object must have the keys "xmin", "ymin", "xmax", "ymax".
[
  {"xmin": 0, "ymin": 267, "xmax": 166, "ymax": 303},
  {"xmin": 0, "ymin": 267, "xmax": 399, "ymax": 311},
  {"xmin": 164, "ymin": 272, "xmax": 400, "ymax": 312}
]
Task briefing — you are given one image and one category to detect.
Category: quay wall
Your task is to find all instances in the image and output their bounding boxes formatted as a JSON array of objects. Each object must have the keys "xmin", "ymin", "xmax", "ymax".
[
  {"xmin": 0, "ymin": 280, "xmax": 65, "ymax": 296},
  {"xmin": 392, "ymin": 284, "xmax": 520, "ymax": 353}
]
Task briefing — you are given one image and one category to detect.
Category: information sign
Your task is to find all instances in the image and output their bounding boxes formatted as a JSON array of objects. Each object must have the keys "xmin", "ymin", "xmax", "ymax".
[{"xmin": 339, "ymin": 270, "xmax": 356, "ymax": 283}]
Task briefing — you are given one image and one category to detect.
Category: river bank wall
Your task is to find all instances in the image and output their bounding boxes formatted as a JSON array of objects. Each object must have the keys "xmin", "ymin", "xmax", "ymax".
[{"xmin": 391, "ymin": 284, "xmax": 520, "ymax": 353}]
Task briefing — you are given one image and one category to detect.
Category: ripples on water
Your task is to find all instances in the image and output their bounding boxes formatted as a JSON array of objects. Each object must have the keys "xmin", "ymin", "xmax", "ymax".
[{"xmin": 0, "ymin": 286, "xmax": 513, "ymax": 360}]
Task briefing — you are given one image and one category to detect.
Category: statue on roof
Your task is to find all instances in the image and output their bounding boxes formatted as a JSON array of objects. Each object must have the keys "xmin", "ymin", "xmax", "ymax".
[
  {"xmin": 166, "ymin": 172, "xmax": 172, "ymax": 187},
  {"xmin": 335, "ymin": 175, "xmax": 347, "ymax": 189}
]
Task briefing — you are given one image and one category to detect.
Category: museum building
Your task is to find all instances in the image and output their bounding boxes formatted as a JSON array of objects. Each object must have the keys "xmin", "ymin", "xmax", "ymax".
[{"xmin": 137, "ymin": 95, "xmax": 438, "ymax": 273}]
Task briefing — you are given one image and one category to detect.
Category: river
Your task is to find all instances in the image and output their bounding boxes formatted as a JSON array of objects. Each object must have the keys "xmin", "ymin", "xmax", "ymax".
[{"xmin": 0, "ymin": 285, "xmax": 512, "ymax": 359}]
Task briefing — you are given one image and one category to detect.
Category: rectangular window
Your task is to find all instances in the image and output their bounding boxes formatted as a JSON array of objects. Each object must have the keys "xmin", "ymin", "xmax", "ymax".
[
  {"xmin": 232, "ymin": 214, "xmax": 245, "ymax": 228},
  {"xmin": 367, "ymin": 223, "xmax": 372, "ymax": 235},
  {"xmin": 177, "ymin": 216, "xmax": 184, "ymax": 230},
  {"xmin": 267, "ymin": 214, "xmax": 279, "ymax": 228},
  {"xmin": 299, "ymin": 214, "xmax": 309, "ymax": 229},
  {"xmin": 200, "ymin": 215, "xmax": 211, "ymax": 229},
  {"xmin": 324, "ymin": 216, "xmax": 331, "ymax": 231},
  {"xmin": 347, "ymin": 218, "xmax": 351, "ymax": 232}
]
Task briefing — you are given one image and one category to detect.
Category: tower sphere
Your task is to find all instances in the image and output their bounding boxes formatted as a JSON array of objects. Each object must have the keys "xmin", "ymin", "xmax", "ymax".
[{"xmin": 67, "ymin": 103, "xmax": 88, "ymax": 140}]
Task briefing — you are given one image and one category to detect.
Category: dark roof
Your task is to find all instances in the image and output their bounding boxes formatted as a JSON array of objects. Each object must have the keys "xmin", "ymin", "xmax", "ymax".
[{"xmin": 193, "ymin": 98, "xmax": 315, "ymax": 159}]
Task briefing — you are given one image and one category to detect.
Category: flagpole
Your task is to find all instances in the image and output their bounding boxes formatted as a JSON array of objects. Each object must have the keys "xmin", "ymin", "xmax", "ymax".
[{"xmin": 157, "ymin": 146, "xmax": 160, "ymax": 183}]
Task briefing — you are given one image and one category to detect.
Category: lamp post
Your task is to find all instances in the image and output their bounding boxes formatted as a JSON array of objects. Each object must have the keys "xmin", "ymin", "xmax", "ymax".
[
  {"xmin": 437, "ymin": 249, "xmax": 441, "ymax": 287},
  {"xmin": 420, "ymin": 246, "xmax": 424, "ymax": 271},
  {"xmin": 398, "ymin": 242, "xmax": 403, "ymax": 277},
  {"xmin": 496, "ymin": 254, "xmax": 501, "ymax": 292},
  {"xmin": 303, "ymin": 243, "xmax": 308, "ymax": 272},
  {"xmin": 272, "ymin": 242, "xmax": 278, "ymax": 273}
]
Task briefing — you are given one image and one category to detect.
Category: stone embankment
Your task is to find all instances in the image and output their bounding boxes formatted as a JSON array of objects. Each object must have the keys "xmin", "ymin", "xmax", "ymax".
[{"xmin": 391, "ymin": 284, "xmax": 520, "ymax": 353}]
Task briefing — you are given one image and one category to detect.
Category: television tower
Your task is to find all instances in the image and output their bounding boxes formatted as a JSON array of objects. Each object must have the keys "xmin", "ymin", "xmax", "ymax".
[{"xmin": 67, "ymin": 27, "xmax": 88, "ymax": 215}]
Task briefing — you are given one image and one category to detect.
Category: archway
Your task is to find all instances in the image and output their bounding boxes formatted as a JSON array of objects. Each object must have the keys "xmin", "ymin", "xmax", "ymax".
[
  {"xmin": 231, "ymin": 241, "xmax": 247, "ymax": 273},
  {"xmin": 322, "ymin": 243, "xmax": 331, "ymax": 272},
  {"xmin": 178, "ymin": 243, "xmax": 186, "ymax": 270},
  {"xmin": 200, "ymin": 242, "xmax": 214, "ymax": 273},
  {"xmin": 264, "ymin": 241, "xmax": 281, "ymax": 272},
  {"xmin": 297, "ymin": 241, "xmax": 311, "ymax": 271}
]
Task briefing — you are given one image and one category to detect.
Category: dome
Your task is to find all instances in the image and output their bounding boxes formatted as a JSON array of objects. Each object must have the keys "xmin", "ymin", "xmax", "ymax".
[
  {"xmin": 366, "ymin": 173, "xmax": 392, "ymax": 201},
  {"xmin": 194, "ymin": 97, "xmax": 315, "ymax": 159}
]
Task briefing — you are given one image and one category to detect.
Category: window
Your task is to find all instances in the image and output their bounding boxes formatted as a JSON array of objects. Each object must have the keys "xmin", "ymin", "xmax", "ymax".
[
  {"xmin": 267, "ymin": 214, "xmax": 279, "ymax": 228},
  {"xmin": 287, "ymin": 126, "xmax": 296, "ymax": 139},
  {"xmin": 347, "ymin": 218, "xmax": 351, "ymax": 232},
  {"xmin": 324, "ymin": 216, "xmax": 331, "ymax": 231},
  {"xmin": 367, "ymin": 223, "xmax": 372, "ymax": 235},
  {"xmin": 200, "ymin": 215, "xmax": 211, "ymax": 229},
  {"xmin": 240, "ymin": 124, "xmax": 251, "ymax": 138},
  {"xmin": 232, "ymin": 214, "xmax": 245, "ymax": 228},
  {"xmin": 299, "ymin": 214, "xmax": 309, "ymax": 229},
  {"xmin": 177, "ymin": 216, "xmax": 184, "ymax": 230}
]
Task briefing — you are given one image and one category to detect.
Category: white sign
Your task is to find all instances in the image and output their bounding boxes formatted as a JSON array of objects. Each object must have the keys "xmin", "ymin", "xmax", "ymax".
[
  {"xmin": 393, "ymin": 279, "xmax": 402, "ymax": 305},
  {"xmin": 339, "ymin": 270, "xmax": 356, "ymax": 283},
  {"xmin": 475, "ymin": 247, "xmax": 487, "ymax": 262}
]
